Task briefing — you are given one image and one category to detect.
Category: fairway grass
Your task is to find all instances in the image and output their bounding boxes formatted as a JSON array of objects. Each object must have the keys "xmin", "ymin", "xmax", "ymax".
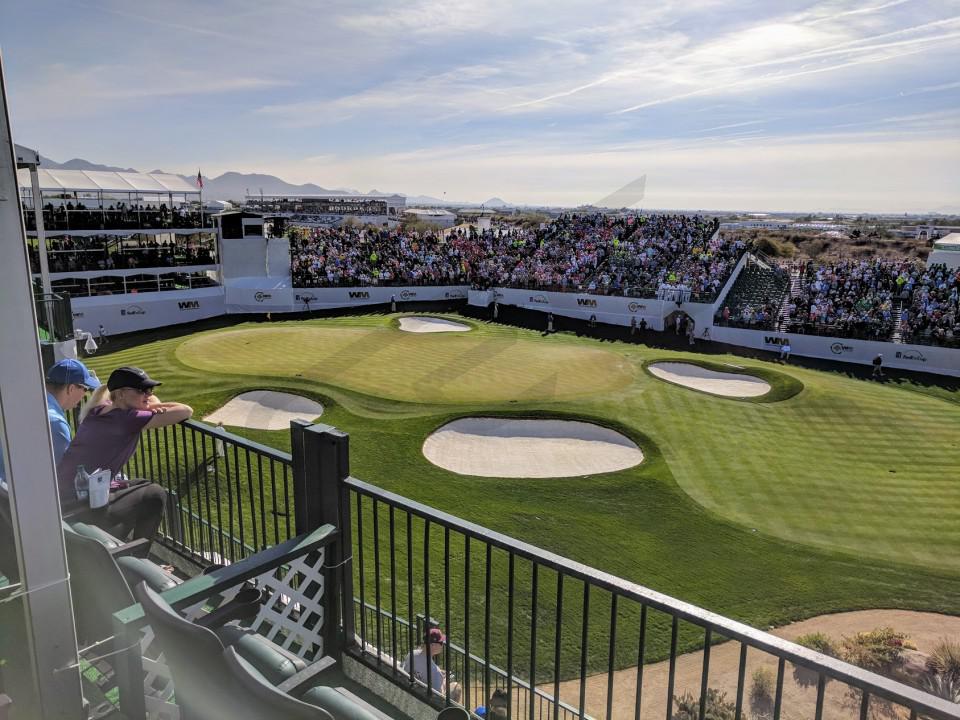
[{"xmin": 86, "ymin": 312, "xmax": 960, "ymax": 673}]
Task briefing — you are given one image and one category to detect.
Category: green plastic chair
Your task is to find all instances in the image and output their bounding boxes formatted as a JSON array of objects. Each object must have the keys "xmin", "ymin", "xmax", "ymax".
[{"xmin": 134, "ymin": 581, "xmax": 387, "ymax": 720}]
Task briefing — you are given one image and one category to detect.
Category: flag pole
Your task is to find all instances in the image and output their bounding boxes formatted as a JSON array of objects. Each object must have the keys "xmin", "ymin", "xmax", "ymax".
[{"xmin": 198, "ymin": 169, "xmax": 204, "ymax": 232}]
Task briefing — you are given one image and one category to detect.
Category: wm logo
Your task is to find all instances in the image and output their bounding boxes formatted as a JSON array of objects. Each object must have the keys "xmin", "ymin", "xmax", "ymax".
[
  {"xmin": 577, "ymin": 298, "xmax": 597, "ymax": 307},
  {"xmin": 348, "ymin": 291, "xmax": 371, "ymax": 299},
  {"xmin": 178, "ymin": 301, "xmax": 200, "ymax": 310}
]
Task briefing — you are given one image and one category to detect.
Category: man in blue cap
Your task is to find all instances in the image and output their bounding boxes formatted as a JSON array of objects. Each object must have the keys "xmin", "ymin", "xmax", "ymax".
[
  {"xmin": 0, "ymin": 358, "xmax": 99, "ymax": 492},
  {"xmin": 44, "ymin": 358, "xmax": 100, "ymax": 464}
]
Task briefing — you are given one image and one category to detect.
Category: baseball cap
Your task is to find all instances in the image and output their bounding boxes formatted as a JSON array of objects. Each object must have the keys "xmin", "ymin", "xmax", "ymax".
[
  {"xmin": 46, "ymin": 359, "xmax": 101, "ymax": 390},
  {"xmin": 107, "ymin": 366, "xmax": 162, "ymax": 392},
  {"xmin": 425, "ymin": 627, "xmax": 446, "ymax": 644}
]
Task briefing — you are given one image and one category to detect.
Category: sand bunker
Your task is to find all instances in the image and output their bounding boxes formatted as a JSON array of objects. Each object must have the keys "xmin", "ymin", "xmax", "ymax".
[
  {"xmin": 422, "ymin": 418, "xmax": 643, "ymax": 478},
  {"xmin": 204, "ymin": 391, "xmax": 323, "ymax": 430},
  {"xmin": 648, "ymin": 362, "xmax": 771, "ymax": 398},
  {"xmin": 398, "ymin": 316, "xmax": 470, "ymax": 333}
]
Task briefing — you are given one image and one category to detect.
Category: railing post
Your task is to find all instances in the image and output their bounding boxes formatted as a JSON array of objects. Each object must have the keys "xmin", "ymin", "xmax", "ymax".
[{"xmin": 291, "ymin": 421, "xmax": 355, "ymax": 662}]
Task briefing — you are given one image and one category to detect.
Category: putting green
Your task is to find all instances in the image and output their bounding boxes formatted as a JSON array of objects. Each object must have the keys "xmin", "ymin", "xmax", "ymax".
[{"xmin": 176, "ymin": 325, "xmax": 634, "ymax": 404}]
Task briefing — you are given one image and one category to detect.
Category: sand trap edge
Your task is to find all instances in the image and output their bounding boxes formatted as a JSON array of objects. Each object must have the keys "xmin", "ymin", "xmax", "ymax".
[
  {"xmin": 646, "ymin": 360, "xmax": 774, "ymax": 399},
  {"xmin": 422, "ymin": 417, "xmax": 644, "ymax": 478},
  {"xmin": 203, "ymin": 390, "xmax": 324, "ymax": 430}
]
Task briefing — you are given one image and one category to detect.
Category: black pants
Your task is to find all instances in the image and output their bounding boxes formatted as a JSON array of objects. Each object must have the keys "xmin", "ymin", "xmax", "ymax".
[{"xmin": 99, "ymin": 482, "xmax": 167, "ymax": 542}]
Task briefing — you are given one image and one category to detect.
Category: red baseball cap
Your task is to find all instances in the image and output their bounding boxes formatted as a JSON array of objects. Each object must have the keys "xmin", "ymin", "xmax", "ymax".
[{"xmin": 426, "ymin": 627, "xmax": 446, "ymax": 644}]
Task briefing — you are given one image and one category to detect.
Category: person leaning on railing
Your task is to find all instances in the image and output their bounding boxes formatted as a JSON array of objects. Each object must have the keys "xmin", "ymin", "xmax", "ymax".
[{"xmin": 57, "ymin": 366, "xmax": 193, "ymax": 546}]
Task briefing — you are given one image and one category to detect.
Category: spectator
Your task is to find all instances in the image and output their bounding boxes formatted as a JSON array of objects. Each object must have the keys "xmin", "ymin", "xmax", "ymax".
[
  {"xmin": 45, "ymin": 359, "xmax": 101, "ymax": 464},
  {"xmin": 57, "ymin": 366, "xmax": 192, "ymax": 544},
  {"xmin": 403, "ymin": 627, "xmax": 462, "ymax": 702}
]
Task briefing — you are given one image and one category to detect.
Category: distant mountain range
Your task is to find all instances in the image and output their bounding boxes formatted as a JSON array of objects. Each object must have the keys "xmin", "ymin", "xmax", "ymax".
[{"xmin": 36, "ymin": 156, "xmax": 513, "ymax": 208}]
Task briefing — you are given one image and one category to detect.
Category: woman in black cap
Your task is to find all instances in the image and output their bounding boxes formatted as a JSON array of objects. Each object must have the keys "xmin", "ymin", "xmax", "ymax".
[{"xmin": 58, "ymin": 366, "xmax": 193, "ymax": 543}]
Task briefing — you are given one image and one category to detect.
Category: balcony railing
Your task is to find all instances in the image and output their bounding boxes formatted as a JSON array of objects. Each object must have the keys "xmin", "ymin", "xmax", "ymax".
[{"xmin": 114, "ymin": 420, "xmax": 959, "ymax": 720}]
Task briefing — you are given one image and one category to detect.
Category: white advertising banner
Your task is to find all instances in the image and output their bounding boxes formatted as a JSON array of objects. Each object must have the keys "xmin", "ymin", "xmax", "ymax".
[
  {"xmin": 70, "ymin": 287, "xmax": 225, "ymax": 336},
  {"xmin": 224, "ymin": 280, "xmax": 470, "ymax": 314},
  {"xmin": 710, "ymin": 326, "xmax": 960, "ymax": 377},
  {"xmin": 289, "ymin": 286, "xmax": 469, "ymax": 311},
  {"xmin": 489, "ymin": 287, "xmax": 671, "ymax": 330}
]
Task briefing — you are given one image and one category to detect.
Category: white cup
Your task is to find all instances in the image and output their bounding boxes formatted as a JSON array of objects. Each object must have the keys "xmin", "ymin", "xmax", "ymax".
[{"xmin": 88, "ymin": 469, "xmax": 111, "ymax": 509}]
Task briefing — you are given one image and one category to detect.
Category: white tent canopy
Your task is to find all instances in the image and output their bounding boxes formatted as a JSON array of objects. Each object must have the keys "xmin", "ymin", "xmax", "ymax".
[{"xmin": 16, "ymin": 167, "xmax": 198, "ymax": 194}]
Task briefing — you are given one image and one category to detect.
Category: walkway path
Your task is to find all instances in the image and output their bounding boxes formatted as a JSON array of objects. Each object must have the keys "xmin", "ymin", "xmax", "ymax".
[{"xmin": 537, "ymin": 610, "xmax": 960, "ymax": 720}]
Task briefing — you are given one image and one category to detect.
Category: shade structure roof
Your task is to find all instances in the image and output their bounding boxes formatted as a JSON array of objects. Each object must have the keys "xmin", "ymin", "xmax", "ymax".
[{"xmin": 17, "ymin": 168, "xmax": 199, "ymax": 194}]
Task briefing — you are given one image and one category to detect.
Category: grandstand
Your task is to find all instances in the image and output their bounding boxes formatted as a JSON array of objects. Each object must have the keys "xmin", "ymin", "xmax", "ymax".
[{"xmin": 714, "ymin": 256, "xmax": 791, "ymax": 331}]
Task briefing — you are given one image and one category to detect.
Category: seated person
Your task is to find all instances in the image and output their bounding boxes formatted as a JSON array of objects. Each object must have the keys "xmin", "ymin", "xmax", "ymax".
[
  {"xmin": 57, "ymin": 366, "xmax": 192, "ymax": 544},
  {"xmin": 475, "ymin": 688, "xmax": 509, "ymax": 720},
  {"xmin": 45, "ymin": 358, "xmax": 101, "ymax": 464},
  {"xmin": 402, "ymin": 627, "xmax": 462, "ymax": 702}
]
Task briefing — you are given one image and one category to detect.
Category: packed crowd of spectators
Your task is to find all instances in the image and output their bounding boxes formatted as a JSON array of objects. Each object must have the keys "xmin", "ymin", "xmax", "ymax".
[
  {"xmin": 29, "ymin": 237, "xmax": 215, "ymax": 274},
  {"xmin": 290, "ymin": 225, "xmax": 475, "ymax": 287},
  {"xmin": 24, "ymin": 202, "xmax": 212, "ymax": 232},
  {"xmin": 290, "ymin": 213, "xmax": 741, "ymax": 302},
  {"xmin": 721, "ymin": 257, "xmax": 960, "ymax": 347},
  {"xmin": 783, "ymin": 258, "xmax": 907, "ymax": 340},
  {"xmin": 900, "ymin": 263, "xmax": 959, "ymax": 345}
]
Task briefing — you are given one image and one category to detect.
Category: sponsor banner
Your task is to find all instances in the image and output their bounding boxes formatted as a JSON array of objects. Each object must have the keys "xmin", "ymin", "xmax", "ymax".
[
  {"xmin": 491, "ymin": 287, "xmax": 674, "ymax": 331},
  {"xmin": 224, "ymin": 283, "xmax": 471, "ymax": 313},
  {"xmin": 711, "ymin": 326, "xmax": 960, "ymax": 378},
  {"xmin": 70, "ymin": 288, "xmax": 225, "ymax": 335}
]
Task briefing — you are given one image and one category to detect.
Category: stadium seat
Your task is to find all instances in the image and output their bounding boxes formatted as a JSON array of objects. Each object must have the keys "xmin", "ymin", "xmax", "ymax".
[{"xmin": 134, "ymin": 581, "xmax": 385, "ymax": 720}]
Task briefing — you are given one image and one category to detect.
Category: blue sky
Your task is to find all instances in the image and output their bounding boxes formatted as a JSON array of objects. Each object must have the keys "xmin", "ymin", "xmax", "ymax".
[{"xmin": 2, "ymin": 0, "xmax": 958, "ymax": 211}]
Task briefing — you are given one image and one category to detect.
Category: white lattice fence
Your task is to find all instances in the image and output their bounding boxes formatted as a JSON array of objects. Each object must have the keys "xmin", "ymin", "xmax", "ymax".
[{"xmin": 140, "ymin": 546, "xmax": 327, "ymax": 720}]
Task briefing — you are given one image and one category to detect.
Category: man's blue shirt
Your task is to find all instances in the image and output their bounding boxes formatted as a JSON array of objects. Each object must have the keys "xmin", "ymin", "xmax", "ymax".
[{"xmin": 46, "ymin": 392, "xmax": 72, "ymax": 465}]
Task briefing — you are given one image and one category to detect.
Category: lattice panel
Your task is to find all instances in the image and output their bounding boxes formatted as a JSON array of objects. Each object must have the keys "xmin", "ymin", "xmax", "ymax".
[{"xmin": 248, "ymin": 547, "xmax": 327, "ymax": 661}]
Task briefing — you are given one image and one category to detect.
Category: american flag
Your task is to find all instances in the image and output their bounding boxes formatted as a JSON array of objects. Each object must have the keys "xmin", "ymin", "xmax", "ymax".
[{"xmin": 196, "ymin": 170, "xmax": 203, "ymax": 189}]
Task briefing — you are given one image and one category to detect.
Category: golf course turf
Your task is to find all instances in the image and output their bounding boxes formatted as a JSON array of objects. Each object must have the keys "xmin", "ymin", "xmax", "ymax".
[{"xmin": 86, "ymin": 313, "xmax": 960, "ymax": 678}]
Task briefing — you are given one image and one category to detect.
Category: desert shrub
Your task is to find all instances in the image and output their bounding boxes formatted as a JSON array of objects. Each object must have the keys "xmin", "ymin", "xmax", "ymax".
[
  {"xmin": 795, "ymin": 632, "xmax": 837, "ymax": 656},
  {"xmin": 750, "ymin": 667, "xmax": 774, "ymax": 704},
  {"xmin": 754, "ymin": 236, "xmax": 796, "ymax": 258},
  {"xmin": 673, "ymin": 688, "xmax": 737, "ymax": 720},
  {"xmin": 922, "ymin": 672, "xmax": 960, "ymax": 703},
  {"xmin": 926, "ymin": 638, "xmax": 960, "ymax": 681},
  {"xmin": 840, "ymin": 627, "xmax": 915, "ymax": 672}
]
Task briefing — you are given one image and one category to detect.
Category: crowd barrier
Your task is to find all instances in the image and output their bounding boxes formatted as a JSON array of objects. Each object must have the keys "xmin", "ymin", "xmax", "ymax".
[{"xmin": 67, "ymin": 279, "xmax": 959, "ymax": 377}]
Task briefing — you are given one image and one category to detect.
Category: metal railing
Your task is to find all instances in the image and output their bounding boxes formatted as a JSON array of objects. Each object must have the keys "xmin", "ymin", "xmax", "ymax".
[
  {"xmin": 123, "ymin": 419, "xmax": 295, "ymax": 566},
  {"xmin": 116, "ymin": 421, "xmax": 959, "ymax": 720},
  {"xmin": 34, "ymin": 292, "xmax": 74, "ymax": 343},
  {"xmin": 343, "ymin": 476, "xmax": 960, "ymax": 720},
  {"xmin": 353, "ymin": 598, "xmax": 584, "ymax": 720}
]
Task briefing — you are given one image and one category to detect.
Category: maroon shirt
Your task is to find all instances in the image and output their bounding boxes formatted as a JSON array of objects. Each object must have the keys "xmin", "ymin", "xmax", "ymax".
[{"xmin": 57, "ymin": 404, "xmax": 153, "ymax": 500}]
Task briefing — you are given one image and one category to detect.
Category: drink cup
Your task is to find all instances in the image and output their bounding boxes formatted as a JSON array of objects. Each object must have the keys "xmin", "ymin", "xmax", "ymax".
[{"xmin": 88, "ymin": 469, "xmax": 111, "ymax": 509}]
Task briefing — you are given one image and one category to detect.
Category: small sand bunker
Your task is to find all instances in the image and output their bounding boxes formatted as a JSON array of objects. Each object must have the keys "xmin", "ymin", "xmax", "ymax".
[
  {"xmin": 423, "ymin": 418, "xmax": 643, "ymax": 478},
  {"xmin": 648, "ymin": 362, "xmax": 771, "ymax": 398},
  {"xmin": 204, "ymin": 391, "xmax": 323, "ymax": 430},
  {"xmin": 398, "ymin": 316, "xmax": 470, "ymax": 333}
]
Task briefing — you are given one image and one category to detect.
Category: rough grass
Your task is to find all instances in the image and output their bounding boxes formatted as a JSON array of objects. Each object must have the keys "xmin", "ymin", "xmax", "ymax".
[{"xmin": 84, "ymin": 313, "xmax": 960, "ymax": 680}]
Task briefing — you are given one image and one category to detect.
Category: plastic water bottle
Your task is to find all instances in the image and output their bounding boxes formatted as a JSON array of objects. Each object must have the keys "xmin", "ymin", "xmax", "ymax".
[{"xmin": 74, "ymin": 464, "xmax": 89, "ymax": 501}]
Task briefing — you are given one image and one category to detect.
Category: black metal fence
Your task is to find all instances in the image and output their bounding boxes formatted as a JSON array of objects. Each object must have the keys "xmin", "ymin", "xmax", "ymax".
[
  {"xmin": 34, "ymin": 292, "xmax": 74, "ymax": 343},
  {"xmin": 343, "ymin": 475, "xmax": 960, "ymax": 720},
  {"xmin": 130, "ymin": 421, "xmax": 959, "ymax": 720},
  {"xmin": 123, "ymin": 419, "xmax": 295, "ymax": 566}
]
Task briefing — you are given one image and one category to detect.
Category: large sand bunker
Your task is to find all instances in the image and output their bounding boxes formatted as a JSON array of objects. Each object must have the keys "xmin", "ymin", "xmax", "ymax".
[
  {"xmin": 204, "ymin": 391, "xmax": 323, "ymax": 430},
  {"xmin": 648, "ymin": 362, "xmax": 771, "ymax": 398},
  {"xmin": 422, "ymin": 418, "xmax": 643, "ymax": 478},
  {"xmin": 398, "ymin": 316, "xmax": 470, "ymax": 333}
]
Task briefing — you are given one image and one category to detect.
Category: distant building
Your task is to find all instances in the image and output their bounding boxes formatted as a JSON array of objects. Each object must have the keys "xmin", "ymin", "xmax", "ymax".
[
  {"xmin": 244, "ymin": 193, "xmax": 405, "ymax": 228},
  {"xmin": 403, "ymin": 208, "xmax": 457, "ymax": 229},
  {"xmin": 927, "ymin": 233, "xmax": 960, "ymax": 270}
]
